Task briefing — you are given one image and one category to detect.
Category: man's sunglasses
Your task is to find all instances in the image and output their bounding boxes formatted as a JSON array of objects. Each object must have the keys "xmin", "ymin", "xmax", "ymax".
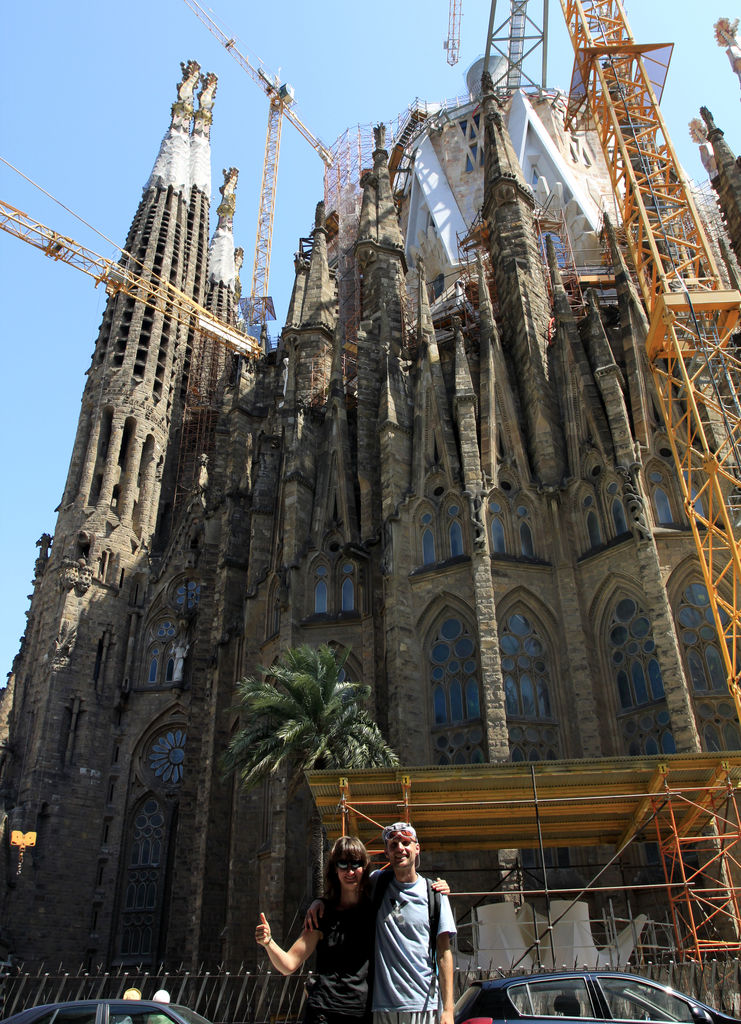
[{"xmin": 336, "ymin": 860, "xmax": 363, "ymax": 870}]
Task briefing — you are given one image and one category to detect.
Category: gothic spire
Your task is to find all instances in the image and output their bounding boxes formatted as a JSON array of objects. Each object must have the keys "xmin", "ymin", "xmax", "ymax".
[
  {"xmin": 147, "ymin": 60, "xmax": 201, "ymax": 194},
  {"xmin": 300, "ymin": 201, "xmax": 336, "ymax": 331},
  {"xmin": 285, "ymin": 251, "xmax": 309, "ymax": 329},
  {"xmin": 191, "ymin": 71, "xmax": 218, "ymax": 196},
  {"xmin": 208, "ymin": 167, "xmax": 239, "ymax": 289},
  {"xmin": 355, "ymin": 125, "xmax": 405, "ymax": 261},
  {"xmin": 700, "ymin": 107, "xmax": 741, "ymax": 267}
]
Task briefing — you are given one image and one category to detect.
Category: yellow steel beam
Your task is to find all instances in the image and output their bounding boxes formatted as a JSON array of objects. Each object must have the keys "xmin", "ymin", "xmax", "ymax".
[{"xmin": 0, "ymin": 199, "xmax": 260, "ymax": 357}]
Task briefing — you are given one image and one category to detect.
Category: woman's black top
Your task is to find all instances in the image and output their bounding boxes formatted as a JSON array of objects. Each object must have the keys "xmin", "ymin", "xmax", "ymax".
[{"xmin": 306, "ymin": 899, "xmax": 375, "ymax": 1016}]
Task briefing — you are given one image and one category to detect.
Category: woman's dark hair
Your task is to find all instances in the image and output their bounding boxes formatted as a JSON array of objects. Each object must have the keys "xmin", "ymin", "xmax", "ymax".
[{"xmin": 324, "ymin": 835, "xmax": 370, "ymax": 904}]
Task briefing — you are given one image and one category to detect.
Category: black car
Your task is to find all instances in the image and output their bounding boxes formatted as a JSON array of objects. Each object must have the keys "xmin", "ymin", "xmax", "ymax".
[
  {"xmin": 454, "ymin": 972, "xmax": 740, "ymax": 1024},
  {"xmin": 0, "ymin": 1000, "xmax": 213, "ymax": 1024}
]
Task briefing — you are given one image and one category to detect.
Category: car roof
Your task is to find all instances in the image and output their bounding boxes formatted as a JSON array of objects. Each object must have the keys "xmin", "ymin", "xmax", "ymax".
[
  {"xmin": 21, "ymin": 1002, "xmax": 170, "ymax": 1007},
  {"xmin": 475, "ymin": 971, "xmax": 670, "ymax": 990}
]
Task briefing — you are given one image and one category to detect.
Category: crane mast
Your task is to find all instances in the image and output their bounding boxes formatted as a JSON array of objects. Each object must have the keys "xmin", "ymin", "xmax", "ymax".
[
  {"xmin": 560, "ymin": 0, "xmax": 741, "ymax": 720},
  {"xmin": 445, "ymin": 0, "xmax": 463, "ymax": 65},
  {"xmin": 182, "ymin": 0, "xmax": 332, "ymax": 325}
]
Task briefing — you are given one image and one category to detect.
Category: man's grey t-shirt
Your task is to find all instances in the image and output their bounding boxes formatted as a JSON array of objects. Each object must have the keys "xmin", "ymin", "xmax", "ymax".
[{"xmin": 372, "ymin": 873, "xmax": 456, "ymax": 1012}]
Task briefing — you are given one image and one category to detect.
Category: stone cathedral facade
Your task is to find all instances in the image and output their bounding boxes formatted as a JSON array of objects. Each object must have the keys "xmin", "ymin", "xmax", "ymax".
[{"xmin": 1, "ymin": 55, "xmax": 741, "ymax": 969}]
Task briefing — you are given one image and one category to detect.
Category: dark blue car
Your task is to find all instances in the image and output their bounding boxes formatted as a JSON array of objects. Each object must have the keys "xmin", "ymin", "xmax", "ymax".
[
  {"xmin": 0, "ymin": 1000, "xmax": 212, "ymax": 1024},
  {"xmin": 454, "ymin": 973, "xmax": 740, "ymax": 1024}
]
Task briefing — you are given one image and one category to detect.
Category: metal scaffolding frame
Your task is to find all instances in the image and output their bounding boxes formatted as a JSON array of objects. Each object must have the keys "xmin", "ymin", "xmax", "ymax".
[{"xmin": 307, "ymin": 753, "xmax": 741, "ymax": 962}]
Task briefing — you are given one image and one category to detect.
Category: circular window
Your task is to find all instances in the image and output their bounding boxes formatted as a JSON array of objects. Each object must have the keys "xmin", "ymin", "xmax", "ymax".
[
  {"xmin": 616, "ymin": 598, "xmax": 637, "ymax": 621},
  {"xmin": 432, "ymin": 643, "xmax": 450, "ymax": 663},
  {"xmin": 148, "ymin": 729, "xmax": 186, "ymax": 785},
  {"xmin": 441, "ymin": 618, "xmax": 462, "ymax": 640}
]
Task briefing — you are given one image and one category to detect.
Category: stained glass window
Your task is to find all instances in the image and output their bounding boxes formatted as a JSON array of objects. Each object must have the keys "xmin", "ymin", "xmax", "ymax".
[
  {"xmin": 609, "ymin": 595, "xmax": 675, "ymax": 755},
  {"xmin": 678, "ymin": 582, "xmax": 741, "ymax": 750},
  {"xmin": 501, "ymin": 612, "xmax": 559, "ymax": 761},
  {"xmin": 428, "ymin": 617, "xmax": 484, "ymax": 764},
  {"xmin": 118, "ymin": 797, "xmax": 167, "ymax": 960}
]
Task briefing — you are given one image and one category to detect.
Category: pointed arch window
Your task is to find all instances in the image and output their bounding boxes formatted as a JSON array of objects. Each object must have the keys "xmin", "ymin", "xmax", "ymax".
[
  {"xmin": 608, "ymin": 594, "xmax": 675, "ymax": 755},
  {"xmin": 587, "ymin": 511, "xmax": 602, "ymax": 547},
  {"xmin": 421, "ymin": 512, "xmax": 436, "ymax": 565},
  {"xmin": 148, "ymin": 649, "xmax": 159, "ymax": 684},
  {"xmin": 314, "ymin": 565, "xmax": 328, "ymax": 614},
  {"xmin": 677, "ymin": 582, "xmax": 741, "ymax": 751},
  {"xmin": 500, "ymin": 611, "xmax": 559, "ymax": 761},
  {"xmin": 447, "ymin": 504, "xmax": 464, "ymax": 557},
  {"xmin": 117, "ymin": 796, "xmax": 168, "ymax": 963},
  {"xmin": 608, "ymin": 485, "xmax": 628, "ymax": 535},
  {"xmin": 489, "ymin": 500, "xmax": 506, "ymax": 554},
  {"xmin": 583, "ymin": 494, "xmax": 603, "ymax": 549},
  {"xmin": 144, "ymin": 620, "xmax": 176, "ymax": 688},
  {"xmin": 428, "ymin": 616, "xmax": 484, "ymax": 765},
  {"xmin": 341, "ymin": 563, "xmax": 355, "ymax": 612},
  {"xmin": 517, "ymin": 507, "xmax": 535, "ymax": 557}
]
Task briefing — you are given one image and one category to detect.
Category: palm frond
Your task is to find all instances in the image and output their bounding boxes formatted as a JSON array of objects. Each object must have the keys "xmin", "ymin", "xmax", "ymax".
[{"xmin": 222, "ymin": 643, "xmax": 399, "ymax": 788}]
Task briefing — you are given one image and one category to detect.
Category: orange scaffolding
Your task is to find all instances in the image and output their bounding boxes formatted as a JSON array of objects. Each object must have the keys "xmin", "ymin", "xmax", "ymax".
[{"xmin": 307, "ymin": 753, "xmax": 741, "ymax": 962}]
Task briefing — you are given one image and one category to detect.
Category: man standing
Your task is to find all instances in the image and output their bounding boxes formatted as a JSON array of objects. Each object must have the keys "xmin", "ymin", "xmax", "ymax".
[{"xmin": 372, "ymin": 822, "xmax": 456, "ymax": 1024}]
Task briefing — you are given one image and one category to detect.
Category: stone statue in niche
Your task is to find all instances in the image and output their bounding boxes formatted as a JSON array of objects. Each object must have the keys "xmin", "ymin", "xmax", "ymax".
[
  {"xmin": 52, "ymin": 622, "xmax": 77, "ymax": 671},
  {"xmin": 465, "ymin": 488, "xmax": 487, "ymax": 547},
  {"xmin": 171, "ymin": 640, "xmax": 190, "ymax": 683},
  {"xmin": 197, "ymin": 453, "xmax": 209, "ymax": 499}
]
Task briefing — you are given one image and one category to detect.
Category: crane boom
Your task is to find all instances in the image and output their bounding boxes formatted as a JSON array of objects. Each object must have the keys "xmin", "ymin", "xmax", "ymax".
[
  {"xmin": 560, "ymin": 0, "xmax": 741, "ymax": 721},
  {"xmin": 181, "ymin": 0, "xmax": 333, "ymax": 166},
  {"xmin": 0, "ymin": 198, "xmax": 260, "ymax": 357},
  {"xmin": 182, "ymin": 0, "xmax": 333, "ymax": 325}
]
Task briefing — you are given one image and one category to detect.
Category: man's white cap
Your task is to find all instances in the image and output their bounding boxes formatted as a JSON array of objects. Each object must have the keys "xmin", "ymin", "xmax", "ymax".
[{"xmin": 154, "ymin": 991, "xmax": 171, "ymax": 1003}]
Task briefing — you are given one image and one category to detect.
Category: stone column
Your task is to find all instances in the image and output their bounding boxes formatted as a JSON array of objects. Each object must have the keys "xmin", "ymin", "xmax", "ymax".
[
  {"xmin": 98, "ymin": 416, "xmax": 124, "ymax": 510},
  {"xmin": 77, "ymin": 415, "xmax": 102, "ymax": 506},
  {"xmin": 119, "ymin": 434, "xmax": 144, "ymax": 525}
]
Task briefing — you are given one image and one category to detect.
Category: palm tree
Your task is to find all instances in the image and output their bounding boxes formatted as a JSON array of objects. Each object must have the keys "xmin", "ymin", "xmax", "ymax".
[{"xmin": 222, "ymin": 643, "xmax": 399, "ymax": 892}]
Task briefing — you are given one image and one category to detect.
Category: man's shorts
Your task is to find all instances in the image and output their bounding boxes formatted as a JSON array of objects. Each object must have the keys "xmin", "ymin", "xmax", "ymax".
[{"xmin": 373, "ymin": 1013, "xmax": 437, "ymax": 1024}]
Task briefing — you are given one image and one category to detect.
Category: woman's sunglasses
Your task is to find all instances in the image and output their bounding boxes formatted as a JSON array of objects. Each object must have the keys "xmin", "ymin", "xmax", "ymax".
[{"xmin": 336, "ymin": 860, "xmax": 363, "ymax": 870}]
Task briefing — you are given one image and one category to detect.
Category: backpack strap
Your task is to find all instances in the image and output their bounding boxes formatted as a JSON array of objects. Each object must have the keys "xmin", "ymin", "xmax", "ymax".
[
  {"xmin": 426, "ymin": 877, "xmax": 442, "ymax": 971},
  {"xmin": 371, "ymin": 868, "xmax": 395, "ymax": 918}
]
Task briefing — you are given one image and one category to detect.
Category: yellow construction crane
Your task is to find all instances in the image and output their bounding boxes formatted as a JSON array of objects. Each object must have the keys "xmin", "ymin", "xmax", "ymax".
[
  {"xmin": 559, "ymin": 0, "xmax": 741, "ymax": 721},
  {"xmin": 0, "ymin": 198, "xmax": 261, "ymax": 357},
  {"xmin": 445, "ymin": 0, "xmax": 463, "ymax": 65},
  {"xmin": 182, "ymin": 0, "xmax": 333, "ymax": 326}
]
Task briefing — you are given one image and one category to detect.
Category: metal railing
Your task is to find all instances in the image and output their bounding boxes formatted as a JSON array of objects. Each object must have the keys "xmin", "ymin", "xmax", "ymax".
[{"xmin": 2, "ymin": 961, "xmax": 740, "ymax": 1022}]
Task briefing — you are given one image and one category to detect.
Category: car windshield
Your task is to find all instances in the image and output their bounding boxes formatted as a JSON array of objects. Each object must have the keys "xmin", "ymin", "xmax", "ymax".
[
  {"xmin": 455, "ymin": 987, "xmax": 484, "ymax": 1019},
  {"xmin": 597, "ymin": 978, "xmax": 695, "ymax": 1023}
]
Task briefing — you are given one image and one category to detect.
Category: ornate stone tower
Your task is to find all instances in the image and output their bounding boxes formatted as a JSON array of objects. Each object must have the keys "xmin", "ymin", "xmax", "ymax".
[{"xmin": 0, "ymin": 61, "xmax": 231, "ymax": 966}]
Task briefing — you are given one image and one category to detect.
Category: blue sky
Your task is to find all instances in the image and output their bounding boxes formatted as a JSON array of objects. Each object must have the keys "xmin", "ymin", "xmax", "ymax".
[{"xmin": 1, "ymin": 0, "xmax": 739, "ymax": 683}]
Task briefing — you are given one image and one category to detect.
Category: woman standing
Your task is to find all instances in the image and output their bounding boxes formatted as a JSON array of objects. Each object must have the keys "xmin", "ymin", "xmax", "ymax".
[{"xmin": 256, "ymin": 836, "xmax": 374, "ymax": 1024}]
